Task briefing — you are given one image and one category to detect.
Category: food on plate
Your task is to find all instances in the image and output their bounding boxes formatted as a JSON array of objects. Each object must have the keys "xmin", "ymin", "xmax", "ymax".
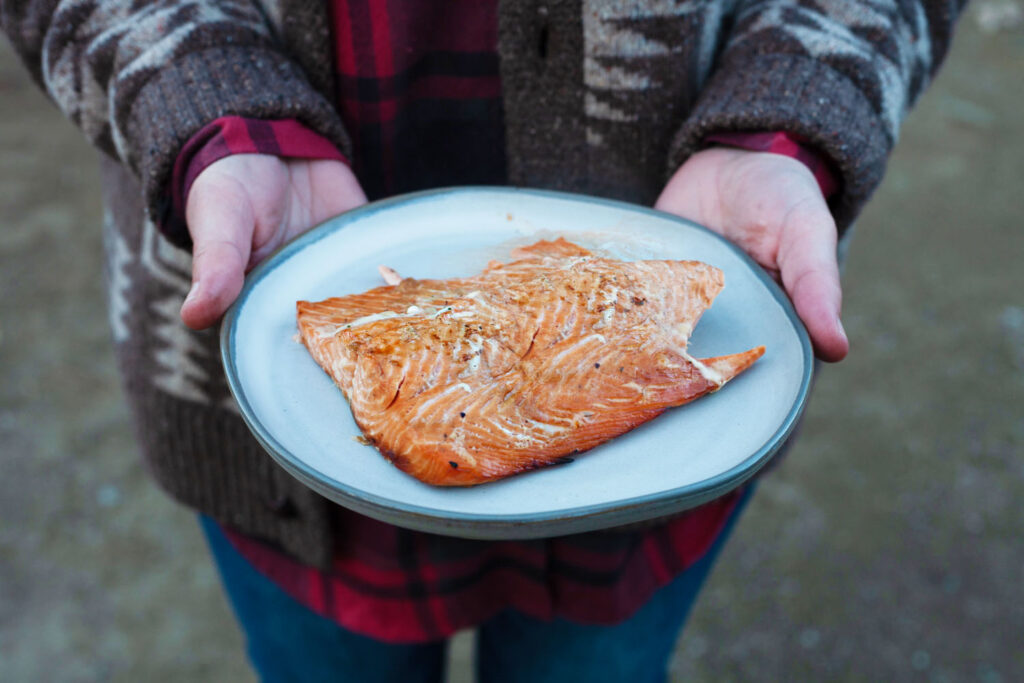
[{"xmin": 296, "ymin": 238, "xmax": 765, "ymax": 486}]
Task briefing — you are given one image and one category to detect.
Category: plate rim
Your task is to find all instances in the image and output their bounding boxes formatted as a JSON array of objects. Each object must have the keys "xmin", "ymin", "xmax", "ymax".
[{"xmin": 220, "ymin": 186, "xmax": 814, "ymax": 538}]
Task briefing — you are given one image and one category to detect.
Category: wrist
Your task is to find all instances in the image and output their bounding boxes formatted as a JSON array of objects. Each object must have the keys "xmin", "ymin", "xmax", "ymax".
[
  {"xmin": 703, "ymin": 131, "xmax": 838, "ymax": 199},
  {"xmin": 163, "ymin": 117, "xmax": 349, "ymax": 249}
]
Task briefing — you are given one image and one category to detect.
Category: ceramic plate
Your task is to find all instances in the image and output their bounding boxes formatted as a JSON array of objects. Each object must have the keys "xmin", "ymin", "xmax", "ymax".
[{"xmin": 221, "ymin": 187, "xmax": 812, "ymax": 539}]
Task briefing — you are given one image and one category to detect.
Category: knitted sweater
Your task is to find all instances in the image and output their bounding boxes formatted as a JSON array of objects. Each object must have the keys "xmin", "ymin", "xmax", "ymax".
[{"xmin": 3, "ymin": 0, "xmax": 963, "ymax": 567}]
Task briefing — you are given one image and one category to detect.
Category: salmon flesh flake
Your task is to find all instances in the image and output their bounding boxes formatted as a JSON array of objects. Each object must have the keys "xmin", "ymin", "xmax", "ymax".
[{"xmin": 296, "ymin": 238, "xmax": 765, "ymax": 486}]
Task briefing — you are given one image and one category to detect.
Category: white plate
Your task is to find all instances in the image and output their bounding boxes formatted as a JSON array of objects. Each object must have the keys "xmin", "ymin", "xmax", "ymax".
[{"xmin": 221, "ymin": 187, "xmax": 812, "ymax": 539}]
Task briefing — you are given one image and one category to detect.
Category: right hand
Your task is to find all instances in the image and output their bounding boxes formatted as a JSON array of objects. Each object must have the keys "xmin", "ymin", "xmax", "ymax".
[
  {"xmin": 180, "ymin": 155, "xmax": 367, "ymax": 330},
  {"xmin": 656, "ymin": 147, "xmax": 848, "ymax": 362}
]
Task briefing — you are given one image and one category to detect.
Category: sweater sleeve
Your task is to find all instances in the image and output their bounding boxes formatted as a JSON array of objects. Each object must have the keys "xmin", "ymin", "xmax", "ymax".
[
  {"xmin": 669, "ymin": 0, "xmax": 966, "ymax": 232},
  {"xmin": 0, "ymin": 0, "xmax": 351, "ymax": 232}
]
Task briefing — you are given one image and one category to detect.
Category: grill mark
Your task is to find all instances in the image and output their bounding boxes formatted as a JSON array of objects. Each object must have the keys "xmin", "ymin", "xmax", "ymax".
[
  {"xmin": 385, "ymin": 376, "xmax": 406, "ymax": 410},
  {"xmin": 520, "ymin": 326, "xmax": 541, "ymax": 361}
]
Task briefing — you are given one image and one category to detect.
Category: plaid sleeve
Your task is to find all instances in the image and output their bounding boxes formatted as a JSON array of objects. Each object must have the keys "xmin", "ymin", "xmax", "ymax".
[
  {"xmin": 162, "ymin": 117, "xmax": 349, "ymax": 248},
  {"xmin": 704, "ymin": 131, "xmax": 839, "ymax": 199}
]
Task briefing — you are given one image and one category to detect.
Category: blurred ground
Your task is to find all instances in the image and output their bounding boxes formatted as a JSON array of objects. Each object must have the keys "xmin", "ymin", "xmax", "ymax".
[{"xmin": 1, "ymin": 14, "xmax": 1022, "ymax": 683}]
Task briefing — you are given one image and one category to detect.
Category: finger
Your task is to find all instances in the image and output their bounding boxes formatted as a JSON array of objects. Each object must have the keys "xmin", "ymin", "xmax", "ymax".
[
  {"xmin": 789, "ymin": 267, "xmax": 849, "ymax": 362},
  {"xmin": 776, "ymin": 200, "xmax": 849, "ymax": 362},
  {"xmin": 181, "ymin": 176, "xmax": 254, "ymax": 330},
  {"xmin": 309, "ymin": 159, "xmax": 368, "ymax": 218},
  {"xmin": 181, "ymin": 240, "xmax": 248, "ymax": 329}
]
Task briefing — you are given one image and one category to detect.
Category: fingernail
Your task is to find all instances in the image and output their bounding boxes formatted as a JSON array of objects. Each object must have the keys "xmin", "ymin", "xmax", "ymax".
[
  {"xmin": 184, "ymin": 281, "xmax": 200, "ymax": 304},
  {"xmin": 835, "ymin": 315, "xmax": 848, "ymax": 343}
]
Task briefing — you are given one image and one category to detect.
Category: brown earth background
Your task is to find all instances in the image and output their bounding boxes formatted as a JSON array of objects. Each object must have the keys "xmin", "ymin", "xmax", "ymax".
[{"xmin": 2, "ymin": 12, "xmax": 1022, "ymax": 682}]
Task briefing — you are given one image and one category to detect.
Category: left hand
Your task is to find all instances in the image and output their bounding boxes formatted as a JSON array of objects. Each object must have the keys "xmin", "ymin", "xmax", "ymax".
[{"xmin": 655, "ymin": 147, "xmax": 849, "ymax": 362}]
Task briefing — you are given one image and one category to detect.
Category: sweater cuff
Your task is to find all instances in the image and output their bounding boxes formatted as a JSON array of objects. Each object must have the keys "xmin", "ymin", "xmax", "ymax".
[
  {"xmin": 163, "ymin": 117, "xmax": 349, "ymax": 248},
  {"xmin": 122, "ymin": 45, "xmax": 352, "ymax": 249},
  {"xmin": 670, "ymin": 53, "xmax": 891, "ymax": 233},
  {"xmin": 704, "ymin": 131, "xmax": 839, "ymax": 199}
]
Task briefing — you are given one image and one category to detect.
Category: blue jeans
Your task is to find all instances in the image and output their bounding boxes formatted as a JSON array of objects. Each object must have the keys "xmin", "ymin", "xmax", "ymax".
[{"xmin": 200, "ymin": 487, "xmax": 752, "ymax": 683}]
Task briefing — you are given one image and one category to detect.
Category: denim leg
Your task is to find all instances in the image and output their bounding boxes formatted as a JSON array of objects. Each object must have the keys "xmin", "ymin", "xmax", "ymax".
[
  {"xmin": 475, "ymin": 485, "xmax": 754, "ymax": 683},
  {"xmin": 199, "ymin": 516, "xmax": 446, "ymax": 683}
]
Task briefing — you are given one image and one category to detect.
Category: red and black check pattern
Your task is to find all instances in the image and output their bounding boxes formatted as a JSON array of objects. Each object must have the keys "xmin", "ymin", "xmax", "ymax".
[
  {"xmin": 166, "ymin": 0, "xmax": 837, "ymax": 645},
  {"xmin": 223, "ymin": 490, "xmax": 742, "ymax": 642},
  {"xmin": 329, "ymin": 0, "xmax": 505, "ymax": 199}
]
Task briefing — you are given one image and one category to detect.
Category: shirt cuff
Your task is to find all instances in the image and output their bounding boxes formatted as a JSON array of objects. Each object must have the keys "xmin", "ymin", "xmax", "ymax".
[
  {"xmin": 163, "ymin": 117, "xmax": 349, "ymax": 247},
  {"xmin": 703, "ymin": 131, "xmax": 839, "ymax": 200}
]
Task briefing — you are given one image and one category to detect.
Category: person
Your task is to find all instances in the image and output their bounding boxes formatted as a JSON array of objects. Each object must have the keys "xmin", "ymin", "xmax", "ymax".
[{"xmin": 3, "ymin": 1, "xmax": 963, "ymax": 680}]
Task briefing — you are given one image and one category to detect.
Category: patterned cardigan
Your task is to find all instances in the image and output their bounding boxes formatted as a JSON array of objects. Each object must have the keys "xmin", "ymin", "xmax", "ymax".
[{"xmin": 3, "ymin": 0, "xmax": 963, "ymax": 567}]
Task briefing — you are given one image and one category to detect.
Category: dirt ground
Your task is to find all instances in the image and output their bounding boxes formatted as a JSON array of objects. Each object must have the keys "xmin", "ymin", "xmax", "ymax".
[{"xmin": 2, "ymin": 13, "xmax": 1022, "ymax": 683}]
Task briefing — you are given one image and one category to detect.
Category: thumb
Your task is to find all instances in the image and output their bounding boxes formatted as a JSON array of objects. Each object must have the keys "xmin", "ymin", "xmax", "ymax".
[
  {"xmin": 180, "ymin": 174, "xmax": 255, "ymax": 330},
  {"xmin": 776, "ymin": 199, "xmax": 849, "ymax": 362}
]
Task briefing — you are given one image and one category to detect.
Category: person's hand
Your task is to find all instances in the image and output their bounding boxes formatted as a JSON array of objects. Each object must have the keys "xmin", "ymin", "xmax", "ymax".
[
  {"xmin": 655, "ymin": 147, "xmax": 849, "ymax": 362},
  {"xmin": 180, "ymin": 155, "xmax": 367, "ymax": 329}
]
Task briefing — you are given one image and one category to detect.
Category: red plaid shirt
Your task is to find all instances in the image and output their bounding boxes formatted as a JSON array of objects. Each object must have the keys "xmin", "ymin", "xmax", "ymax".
[{"xmin": 168, "ymin": 1, "xmax": 835, "ymax": 643}]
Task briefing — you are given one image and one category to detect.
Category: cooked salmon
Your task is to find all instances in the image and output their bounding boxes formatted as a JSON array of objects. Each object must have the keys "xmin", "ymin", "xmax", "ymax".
[{"xmin": 296, "ymin": 238, "xmax": 765, "ymax": 486}]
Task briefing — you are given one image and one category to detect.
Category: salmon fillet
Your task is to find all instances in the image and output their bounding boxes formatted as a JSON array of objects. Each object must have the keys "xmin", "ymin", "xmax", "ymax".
[{"xmin": 296, "ymin": 238, "xmax": 765, "ymax": 486}]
